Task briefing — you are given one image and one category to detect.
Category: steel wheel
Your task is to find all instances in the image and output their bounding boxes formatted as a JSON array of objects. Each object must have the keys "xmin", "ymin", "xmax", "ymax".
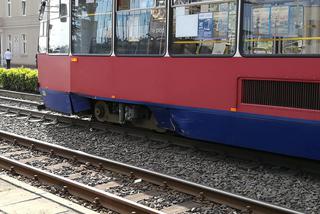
[{"xmin": 94, "ymin": 101, "xmax": 108, "ymax": 122}]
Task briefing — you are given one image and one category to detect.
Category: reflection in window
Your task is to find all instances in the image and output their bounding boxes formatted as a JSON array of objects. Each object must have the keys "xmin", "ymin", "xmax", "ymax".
[
  {"xmin": 241, "ymin": 0, "xmax": 320, "ymax": 55},
  {"xmin": 170, "ymin": 0, "xmax": 237, "ymax": 56},
  {"xmin": 48, "ymin": 0, "xmax": 70, "ymax": 54},
  {"xmin": 39, "ymin": 3, "xmax": 48, "ymax": 53},
  {"xmin": 72, "ymin": 0, "xmax": 113, "ymax": 54},
  {"xmin": 115, "ymin": 0, "xmax": 166, "ymax": 55}
]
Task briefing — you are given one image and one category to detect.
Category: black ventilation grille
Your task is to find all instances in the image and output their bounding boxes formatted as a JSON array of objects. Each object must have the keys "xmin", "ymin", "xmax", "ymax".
[{"xmin": 242, "ymin": 80, "xmax": 320, "ymax": 110}]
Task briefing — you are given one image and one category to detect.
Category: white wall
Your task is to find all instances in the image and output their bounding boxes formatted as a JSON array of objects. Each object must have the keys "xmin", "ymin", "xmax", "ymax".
[{"xmin": 0, "ymin": 0, "xmax": 41, "ymax": 67}]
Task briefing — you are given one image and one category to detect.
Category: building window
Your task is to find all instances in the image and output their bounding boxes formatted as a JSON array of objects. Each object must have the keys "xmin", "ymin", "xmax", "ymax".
[
  {"xmin": 22, "ymin": 0, "xmax": 26, "ymax": 16},
  {"xmin": 7, "ymin": 0, "xmax": 11, "ymax": 17},
  {"xmin": 7, "ymin": 35, "xmax": 12, "ymax": 51},
  {"xmin": 21, "ymin": 34, "xmax": 27, "ymax": 54}
]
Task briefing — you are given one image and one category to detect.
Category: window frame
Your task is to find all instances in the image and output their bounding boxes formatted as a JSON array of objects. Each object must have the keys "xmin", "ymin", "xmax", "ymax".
[
  {"xmin": 38, "ymin": 1, "xmax": 49, "ymax": 54},
  {"xmin": 71, "ymin": 0, "xmax": 114, "ymax": 56},
  {"xmin": 168, "ymin": 0, "xmax": 239, "ymax": 58},
  {"xmin": 7, "ymin": 35, "xmax": 12, "ymax": 51},
  {"xmin": 38, "ymin": 20, "xmax": 49, "ymax": 53},
  {"xmin": 114, "ymin": 0, "xmax": 168, "ymax": 57},
  {"xmin": 239, "ymin": 0, "xmax": 320, "ymax": 58},
  {"xmin": 21, "ymin": 34, "xmax": 27, "ymax": 55},
  {"xmin": 22, "ymin": 0, "xmax": 26, "ymax": 16},
  {"xmin": 48, "ymin": 0, "xmax": 71, "ymax": 56},
  {"xmin": 7, "ymin": 0, "xmax": 11, "ymax": 17}
]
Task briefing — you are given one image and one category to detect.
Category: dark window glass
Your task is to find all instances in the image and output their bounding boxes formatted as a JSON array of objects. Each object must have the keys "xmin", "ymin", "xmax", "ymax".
[
  {"xmin": 170, "ymin": 0, "xmax": 237, "ymax": 56},
  {"xmin": 22, "ymin": 0, "xmax": 26, "ymax": 15},
  {"xmin": 115, "ymin": 0, "xmax": 166, "ymax": 55},
  {"xmin": 48, "ymin": 0, "xmax": 70, "ymax": 54},
  {"xmin": 241, "ymin": 0, "xmax": 320, "ymax": 55},
  {"xmin": 71, "ymin": 0, "xmax": 113, "ymax": 54}
]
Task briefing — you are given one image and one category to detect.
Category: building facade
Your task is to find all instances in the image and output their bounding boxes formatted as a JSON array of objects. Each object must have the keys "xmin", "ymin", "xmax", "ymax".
[{"xmin": 0, "ymin": 0, "xmax": 41, "ymax": 67}]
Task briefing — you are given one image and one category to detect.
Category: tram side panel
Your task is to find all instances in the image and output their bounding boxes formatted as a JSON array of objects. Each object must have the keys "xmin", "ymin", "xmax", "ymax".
[{"xmin": 38, "ymin": 55, "xmax": 73, "ymax": 113}]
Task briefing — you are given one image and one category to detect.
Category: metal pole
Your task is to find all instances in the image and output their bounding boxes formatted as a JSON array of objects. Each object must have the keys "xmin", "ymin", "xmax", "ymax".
[{"xmin": 0, "ymin": 33, "xmax": 3, "ymax": 67}]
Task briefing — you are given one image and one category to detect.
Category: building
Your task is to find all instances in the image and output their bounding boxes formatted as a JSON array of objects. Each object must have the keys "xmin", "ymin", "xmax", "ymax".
[{"xmin": 0, "ymin": 0, "xmax": 41, "ymax": 67}]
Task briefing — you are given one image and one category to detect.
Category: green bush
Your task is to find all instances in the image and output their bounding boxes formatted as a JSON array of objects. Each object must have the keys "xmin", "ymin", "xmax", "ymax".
[{"xmin": 0, "ymin": 67, "xmax": 38, "ymax": 93}]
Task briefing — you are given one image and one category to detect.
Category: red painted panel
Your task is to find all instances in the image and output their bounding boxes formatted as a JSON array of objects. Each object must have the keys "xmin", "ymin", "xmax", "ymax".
[
  {"xmin": 38, "ymin": 55, "xmax": 320, "ymax": 121},
  {"xmin": 38, "ymin": 54, "xmax": 71, "ymax": 92},
  {"xmin": 70, "ymin": 57, "xmax": 239, "ymax": 109}
]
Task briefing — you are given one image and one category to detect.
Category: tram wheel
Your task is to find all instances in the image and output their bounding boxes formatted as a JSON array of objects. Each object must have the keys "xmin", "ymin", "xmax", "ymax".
[{"xmin": 94, "ymin": 101, "xmax": 108, "ymax": 122}]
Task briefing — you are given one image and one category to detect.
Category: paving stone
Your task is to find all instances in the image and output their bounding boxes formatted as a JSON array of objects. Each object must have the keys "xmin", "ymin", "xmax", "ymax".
[
  {"xmin": 1, "ymin": 197, "xmax": 68, "ymax": 214},
  {"xmin": 0, "ymin": 175, "xmax": 98, "ymax": 214}
]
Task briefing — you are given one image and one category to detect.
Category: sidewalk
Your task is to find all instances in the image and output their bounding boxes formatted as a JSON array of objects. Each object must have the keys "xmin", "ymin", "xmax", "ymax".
[{"xmin": 0, "ymin": 175, "xmax": 98, "ymax": 214}]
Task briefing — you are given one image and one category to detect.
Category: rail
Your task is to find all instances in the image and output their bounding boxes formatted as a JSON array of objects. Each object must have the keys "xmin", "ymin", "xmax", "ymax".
[
  {"xmin": 0, "ymin": 95, "xmax": 40, "ymax": 106},
  {"xmin": 0, "ymin": 89, "xmax": 42, "ymax": 102}
]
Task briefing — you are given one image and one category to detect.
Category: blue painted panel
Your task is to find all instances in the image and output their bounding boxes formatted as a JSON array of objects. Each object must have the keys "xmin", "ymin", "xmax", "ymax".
[
  {"xmin": 168, "ymin": 108, "xmax": 233, "ymax": 142},
  {"xmin": 148, "ymin": 106, "xmax": 174, "ymax": 130},
  {"xmin": 40, "ymin": 88, "xmax": 73, "ymax": 114},
  {"xmin": 70, "ymin": 93, "xmax": 91, "ymax": 113},
  {"xmin": 167, "ymin": 108, "xmax": 320, "ymax": 160},
  {"xmin": 232, "ymin": 114, "xmax": 320, "ymax": 160}
]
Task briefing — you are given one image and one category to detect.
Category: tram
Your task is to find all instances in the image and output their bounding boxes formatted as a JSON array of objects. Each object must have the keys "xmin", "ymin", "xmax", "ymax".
[{"xmin": 38, "ymin": 0, "xmax": 320, "ymax": 160}]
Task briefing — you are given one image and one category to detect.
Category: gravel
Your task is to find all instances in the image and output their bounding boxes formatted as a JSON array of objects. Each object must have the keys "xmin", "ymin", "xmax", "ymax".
[
  {"xmin": 107, "ymin": 179, "xmax": 154, "ymax": 197},
  {"xmin": 0, "ymin": 103, "xmax": 319, "ymax": 213},
  {"xmin": 183, "ymin": 203, "xmax": 240, "ymax": 214},
  {"xmin": 140, "ymin": 188, "xmax": 193, "ymax": 210}
]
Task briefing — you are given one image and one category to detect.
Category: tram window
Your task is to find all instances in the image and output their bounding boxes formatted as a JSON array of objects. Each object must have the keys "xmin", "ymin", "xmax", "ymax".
[
  {"xmin": 115, "ymin": 0, "xmax": 167, "ymax": 56},
  {"xmin": 169, "ymin": 0, "xmax": 237, "ymax": 56},
  {"xmin": 71, "ymin": 0, "xmax": 113, "ymax": 55},
  {"xmin": 39, "ymin": 2, "xmax": 48, "ymax": 53},
  {"xmin": 48, "ymin": 0, "xmax": 70, "ymax": 54},
  {"xmin": 39, "ymin": 21, "xmax": 48, "ymax": 53},
  {"xmin": 241, "ymin": 0, "xmax": 320, "ymax": 56}
]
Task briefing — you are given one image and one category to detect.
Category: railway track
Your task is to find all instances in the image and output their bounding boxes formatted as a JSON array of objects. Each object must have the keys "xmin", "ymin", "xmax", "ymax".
[
  {"xmin": 0, "ymin": 131, "xmax": 302, "ymax": 214},
  {"xmin": 0, "ymin": 95, "xmax": 40, "ymax": 106},
  {"xmin": 0, "ymin": 90, "xmax": 319, "ymax": 177},
  {"xmin": 0, "ymin": 89, "xmax": 42, "ymax": 103}
]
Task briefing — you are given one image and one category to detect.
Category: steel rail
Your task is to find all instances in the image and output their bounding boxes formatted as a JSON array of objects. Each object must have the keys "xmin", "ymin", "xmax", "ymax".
[
  {"xmin": 0, "ymin": 103, "xmax": 319, "ymax": 176},
  {"xmin": 0, "ymin": 89, "xmax": 42, "ymax": 102},
  {"xmin": 0, "ymin": 131, "xmax": 303, "ymax": 214},
  {"xmin": 0, "ymin": 104, "xmax": 83, "ymax": 123},
  {"xmin": 0, "ymin": 155, "xmax": 164, "ymax": 214},
  {"xmin": 0, "ymin": 95, "xmax": 41, "ymax": 106}
]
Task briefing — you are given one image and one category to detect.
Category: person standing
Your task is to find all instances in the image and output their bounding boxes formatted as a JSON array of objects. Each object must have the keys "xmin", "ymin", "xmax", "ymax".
[{"xmin": 4, "ymin": 49, "xmax": 12, "ymax": 69}]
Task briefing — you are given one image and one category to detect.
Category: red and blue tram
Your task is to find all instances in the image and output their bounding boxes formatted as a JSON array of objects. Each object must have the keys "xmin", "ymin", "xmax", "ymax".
[{"xmin": 37, "ymin": 0, "xmax": 320, "ymax": 160}]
